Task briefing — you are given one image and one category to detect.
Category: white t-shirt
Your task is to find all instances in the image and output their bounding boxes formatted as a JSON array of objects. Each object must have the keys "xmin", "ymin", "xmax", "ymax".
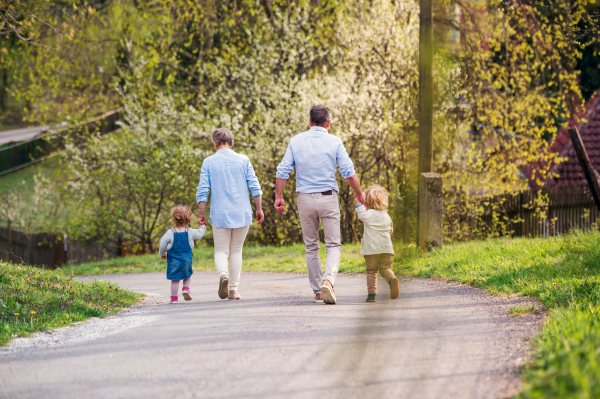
[{"xmin": 355, "ymin": 205, "xmax": 394, "ymax": 255}]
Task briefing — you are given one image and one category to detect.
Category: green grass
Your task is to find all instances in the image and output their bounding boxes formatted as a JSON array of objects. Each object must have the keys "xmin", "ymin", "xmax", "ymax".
[
  {"xmin": 64, "ymin": 241, "xmax": 367, "ymax": 276},
  {"xmin": 0, "ymin": 156, "xmax": 60, "ymax": 195},
  {"xmin": 396, "ymin": 232, "xmax": 600, "ymax": 399},
  {"xmin": 508, "ymin": 305, "xmax": 537, "ymax": 316},
  {"xmin": 0, "ymin": 262, "xmax": 141, "ymax": 346}
]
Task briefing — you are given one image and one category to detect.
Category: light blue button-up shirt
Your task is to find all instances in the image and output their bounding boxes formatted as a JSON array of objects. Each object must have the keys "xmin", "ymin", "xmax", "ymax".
[
  {"xmin": 276, "ymin": 126, "xmax": 356, "ymax": 193},
  {"xmin": 196, "ymin": 149, "xmax": 263, "ymax": 228}
]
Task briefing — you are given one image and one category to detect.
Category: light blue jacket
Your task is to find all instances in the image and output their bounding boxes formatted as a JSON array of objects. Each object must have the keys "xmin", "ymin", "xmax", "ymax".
[
  {"xmin": 276, "ymin": 126, "xmax": 356, "ymax": 193},
  {"xmin": 196, "ymin": 149, "xmax": 263, "ymax": 228}
]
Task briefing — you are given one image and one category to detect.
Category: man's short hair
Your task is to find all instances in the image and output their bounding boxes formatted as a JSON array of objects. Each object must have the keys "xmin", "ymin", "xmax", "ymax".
[
  {"xmin": 309, "ymin": 105, "xmax": 332, "ymax": 126},
  {"xmin": 212, "ymin": 128, "xmax": 234, "ymax": 147}
]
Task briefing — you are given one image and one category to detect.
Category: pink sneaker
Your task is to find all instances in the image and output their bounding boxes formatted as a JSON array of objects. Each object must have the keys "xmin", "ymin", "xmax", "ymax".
[
  {"xmin": 182, "ymin": 287, "xmax": 192, "ymax": 301},
  {"xmin": 170, "ymin": 296, "xmax": 178, "ymax": 303}
]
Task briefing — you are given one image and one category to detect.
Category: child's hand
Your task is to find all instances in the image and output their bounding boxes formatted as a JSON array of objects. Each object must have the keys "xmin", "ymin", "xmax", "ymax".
[
  {"xmin": 161, "ymin": 254, "xmax": 167, "ymax": 260},
  {"xmin": 354, "ymin": 194, "xmax": 363, "ymax": 205}
]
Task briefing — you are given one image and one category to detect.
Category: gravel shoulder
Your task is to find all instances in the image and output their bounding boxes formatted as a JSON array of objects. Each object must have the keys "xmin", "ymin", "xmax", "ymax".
[{"xmin": 0, "ymin": 271, "xmax": 544, "ymax": 399}]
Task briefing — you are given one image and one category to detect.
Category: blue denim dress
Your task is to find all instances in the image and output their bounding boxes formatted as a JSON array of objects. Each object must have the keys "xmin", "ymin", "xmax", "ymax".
[{"xmin": 166, "ymin": 228, "xmax": 193, "ymax": 280}]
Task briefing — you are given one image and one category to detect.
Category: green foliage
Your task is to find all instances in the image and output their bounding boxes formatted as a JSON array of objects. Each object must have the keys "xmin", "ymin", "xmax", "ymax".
[
  {"xmin": 5, "ymin": 0, "xmax": 600, "ymax": 247},
  {"xmin": 398, "ymin": 231, "xmax": 600, "ymax": 398},
  {"xmin": 9, "ymin": 1, "xmax": 139, "ymax": 123},
  {"xmin": 0, "ymin": 261, "xmax": 141, "ymax": 346},
  {"xmin": 441, "ymin": 0, "xmax": 599, "ymax": 241},
  {"xmin": 56, "ymin": 64, "xmax": 209, "ymax": 251}
]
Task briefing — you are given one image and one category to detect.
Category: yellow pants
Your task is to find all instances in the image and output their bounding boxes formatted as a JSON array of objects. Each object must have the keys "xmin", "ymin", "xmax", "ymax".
[{"xmin": 364, "ymin": 253, "xmax": 395, "ymax": 294}]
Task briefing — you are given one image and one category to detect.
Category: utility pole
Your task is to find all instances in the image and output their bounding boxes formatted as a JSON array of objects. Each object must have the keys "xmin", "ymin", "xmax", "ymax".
[
  {"xmin": 417, "ymin": 0, "xmax": 435, "ymax": 249},
  {"xmin": 418, "ymin": 0, "xmax": 433, "ymax": 176}
]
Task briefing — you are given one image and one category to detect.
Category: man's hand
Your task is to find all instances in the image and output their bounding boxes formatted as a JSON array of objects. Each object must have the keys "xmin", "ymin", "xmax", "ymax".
[
  {"xmin": 256, "ymin": 209, "xmax": 265, "ymax": 224},
  {"xmin": 274, "ymin": 178, "xmax": 287, "ymax": 214},
  {"xmin": 346, "ymin": 174, "xmax": 365, "ymax": 205},
  {"xmin": 274, "ymin": 197, "xmax": 285, "ymax": 214},
  {"xmin": 161, "ymin": 254, "xmax": 167, "ymax": 260},
  {"xmin": 355, "ymin": 191, "xmax": 366, "ymax": 205},
  {"xmin": 198, "ymin": 217, "xmax": 208, "ymax": 227}
]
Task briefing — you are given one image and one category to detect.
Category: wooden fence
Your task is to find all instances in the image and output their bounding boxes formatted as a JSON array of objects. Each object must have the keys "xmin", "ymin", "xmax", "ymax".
[
  {"xmin": 0, "ymin": 225, "xmax": 118, "ymax": 269},
  {"xmin": 455, "ymin": 184, "xmax": 600, "ymax": 240}
]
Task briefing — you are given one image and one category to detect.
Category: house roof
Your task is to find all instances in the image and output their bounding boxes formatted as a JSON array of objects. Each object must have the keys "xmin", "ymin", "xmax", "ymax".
[{"xmin": 523, "ymin": 91, "xmax": 600, "ymax": 188}]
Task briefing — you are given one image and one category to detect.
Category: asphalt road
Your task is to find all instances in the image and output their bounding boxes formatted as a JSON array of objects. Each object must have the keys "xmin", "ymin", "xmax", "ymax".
[
  {"xmin": 0, "ymin": 271, "xmax": 543, "ymax": 399},
  {"xmin": 0, "ymin": 126, "xmax": 44, "ymax": 144}
]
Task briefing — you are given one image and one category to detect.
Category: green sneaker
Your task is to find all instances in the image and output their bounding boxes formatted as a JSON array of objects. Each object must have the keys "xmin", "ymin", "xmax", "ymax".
[{"xmin": 366, "ymin": 294, "xmax": 377, "ymax": 302}]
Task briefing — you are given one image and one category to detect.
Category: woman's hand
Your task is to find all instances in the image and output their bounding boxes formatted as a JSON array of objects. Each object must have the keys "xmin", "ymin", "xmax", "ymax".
[
  {"xmin": 198, "ymin": 217, "xmax": 209, "ymax": 227},
  {"xmin": 256, "ymin": 209, "xmax": 265, "ymax": 225},
  {"xmin": 254, "ymin": 196, "xmax": 265, "ymax": 224},
  {"xmin": 197, "ymin": 202, "xmax": 208, "ymax": 226}
]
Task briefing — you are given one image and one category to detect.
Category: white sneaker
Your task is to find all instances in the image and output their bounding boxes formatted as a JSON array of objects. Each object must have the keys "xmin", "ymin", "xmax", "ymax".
[
  {"xmin": 320, "ymin": 281, "xmax": 336, "ymax": 305},
  {"xmin": 228, "ymin": 291, "xmax": 241, "ymax": 300}
]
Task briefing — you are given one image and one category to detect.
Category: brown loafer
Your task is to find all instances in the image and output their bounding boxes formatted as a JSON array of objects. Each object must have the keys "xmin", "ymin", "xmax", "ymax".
[
  {"xmin": 320, "ymin": 280, "xmax": 336, "ymax": 305},
  {"xmin": 314, "ymin": 294, "xmax": 324, "ymax": 303},
  {"xmin": 218, "ymin": 275, "xmax": 229, "ymax": 299}
]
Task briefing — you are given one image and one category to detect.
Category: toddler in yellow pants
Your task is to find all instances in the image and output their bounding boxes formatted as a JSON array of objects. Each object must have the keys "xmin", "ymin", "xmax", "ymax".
[{"xmin": 355, "ymin": 185, "xmax": 399, "ymax": 302}]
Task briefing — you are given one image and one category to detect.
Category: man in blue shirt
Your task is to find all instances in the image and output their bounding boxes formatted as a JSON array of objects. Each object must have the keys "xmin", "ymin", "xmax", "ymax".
[{"xmin": 275, "ymin": 105, "xmax": 365, "ymax": 304}]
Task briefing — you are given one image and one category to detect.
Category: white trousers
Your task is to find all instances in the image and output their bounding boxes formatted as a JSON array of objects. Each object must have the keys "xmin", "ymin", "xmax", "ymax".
[{"xmin": 213, "ymin": 225, "xmax": 250, "ymax": 291}]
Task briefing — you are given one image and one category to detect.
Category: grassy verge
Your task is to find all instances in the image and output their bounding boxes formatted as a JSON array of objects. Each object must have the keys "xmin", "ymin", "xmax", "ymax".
[
  {"xmin": 0, "ymin": 156, "xmax": 60, "ymax": 195},
  {"xmin": 63, "ymin": 242, "xmax": 367, "ymax": 276},
  {"xmin": 0, "ymin": 262, "xmax": 141, "ymax": 346},
  {"xmin": 397, "ymin": 232, "xmax": 600, "ymax": 399}
]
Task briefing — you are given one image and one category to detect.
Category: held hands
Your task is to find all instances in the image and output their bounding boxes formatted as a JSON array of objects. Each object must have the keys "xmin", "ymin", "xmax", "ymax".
[
  {"xmin": 355, "ymin": 191, "xmax": 366, "ymax": 205},
  {"xmin": 161, "ymin": 254, "xmax": 167, "ymax": 260},
  {"xmin": 198, "ymin": 217, "xmax": 209, "ymax": 227},
  {"xmin": 274, "ymin": 197, "xmax": 285, "ymax": 214}
]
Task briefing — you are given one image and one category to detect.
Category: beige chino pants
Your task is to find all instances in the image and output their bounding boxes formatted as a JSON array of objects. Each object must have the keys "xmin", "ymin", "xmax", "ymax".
[
  {"xmin": 364, "ymin": 253, "xmax": 395, "ymax": 294},
  {"xmin": 297, "ymin": 192, "xmax": 342, "ymax": 294}
]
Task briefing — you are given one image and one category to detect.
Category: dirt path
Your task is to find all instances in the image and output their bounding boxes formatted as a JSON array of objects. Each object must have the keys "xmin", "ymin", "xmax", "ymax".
[{"xmin": 0, "ymin": 272, "xmax": 543, "ymax": 399}]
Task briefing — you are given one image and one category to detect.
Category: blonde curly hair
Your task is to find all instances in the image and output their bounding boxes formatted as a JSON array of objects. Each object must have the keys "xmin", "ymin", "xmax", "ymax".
[
  {"xmin": 171, "ymin": 205, "xmax": 193, "ymax": 227},
  {"xmin": 364, "ymin": 185, "xmax": 389, "ymax": 211}
]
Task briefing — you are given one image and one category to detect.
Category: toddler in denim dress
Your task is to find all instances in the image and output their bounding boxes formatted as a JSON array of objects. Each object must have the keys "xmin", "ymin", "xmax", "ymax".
[{"xmin": 159, "ymin": 205, "xmax": 207, "ymax": 303}]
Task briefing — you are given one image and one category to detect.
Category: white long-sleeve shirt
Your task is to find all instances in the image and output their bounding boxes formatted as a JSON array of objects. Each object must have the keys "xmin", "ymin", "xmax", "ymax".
[
  {"xmin": 355, "ymin": 204, "xmax": 394, "ymax": 255},
  {"xmin": 158, "ymin": 226, "xmax": 207, "ymax": 256}
]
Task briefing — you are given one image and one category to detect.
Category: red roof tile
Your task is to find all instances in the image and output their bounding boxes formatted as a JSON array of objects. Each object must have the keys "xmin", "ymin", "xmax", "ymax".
[{"xmin": 522, "ymin": 91, "xmax": 600, "ymax": 188}]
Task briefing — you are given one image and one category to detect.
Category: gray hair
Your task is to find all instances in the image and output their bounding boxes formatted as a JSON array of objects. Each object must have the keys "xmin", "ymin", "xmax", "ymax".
[{"xmin": 212, "ymin": 128, "xmax": 234, "ymax": 147}]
